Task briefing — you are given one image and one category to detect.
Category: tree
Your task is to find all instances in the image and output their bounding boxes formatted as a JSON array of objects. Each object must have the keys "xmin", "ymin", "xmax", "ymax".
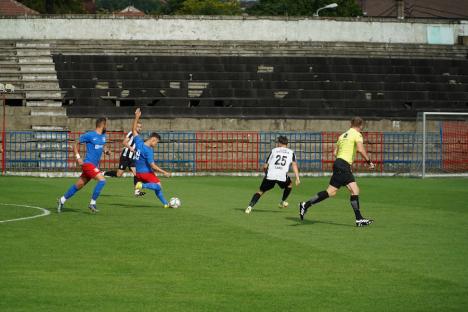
[
  {"xmin": 176, "ymin": 0, "xmax": 242, "ymax": 15},
  {"xmin": 18, "ymin": 0, "xmax": 85, "ymax": 14},
  {"xmin": 247, "ymin": 0, "xmax": 362, "ymax": 17},
  {"xmin": 159, "ymin": 0, "xmax": 186, "ymax": 15}
]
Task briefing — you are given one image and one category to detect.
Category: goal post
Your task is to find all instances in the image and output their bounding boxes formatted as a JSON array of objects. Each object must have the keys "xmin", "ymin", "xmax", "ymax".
[{"xmin": 412, "ymin": 112, "xmax": 468, "ymax": 178}]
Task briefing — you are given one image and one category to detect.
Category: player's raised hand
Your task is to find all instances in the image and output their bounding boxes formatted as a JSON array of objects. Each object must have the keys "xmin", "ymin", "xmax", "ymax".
[{"xmin": 135, "ymin": 108, "xmax": 141, "ymax": 118}]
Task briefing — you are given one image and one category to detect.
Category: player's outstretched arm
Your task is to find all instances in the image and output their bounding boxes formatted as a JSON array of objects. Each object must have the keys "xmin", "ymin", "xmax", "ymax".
[
  {"xmin": 73, "ymin": 139, "xmax": 83, "ymax": 165},
  {"xmin": 356, "ymin": 142, "xmax": 375, "ymax": 170},
  {"xmin": 150, "ymin": 163, "xmax": 171, "ymax": 178},
  {"xmin": 122, "ymin": 135, "xmax": 135, "ymax": 153},
  {"xmin": 132, "ymin": 108, "xmax": 141, "ymax": 136},
  {"xmin": 292, "ymin": 161, "xmax": 300, "ymax": 186}
]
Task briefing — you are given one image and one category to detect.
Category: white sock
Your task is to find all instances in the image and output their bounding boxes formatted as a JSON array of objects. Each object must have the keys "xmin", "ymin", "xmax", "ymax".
[
  {"xmin": 60, "ymin": 196, "xmax": 66, "ymax": 204},
  {"xmin": 90, "ymin": 199, "xmax": 96, "ymax": 205}
]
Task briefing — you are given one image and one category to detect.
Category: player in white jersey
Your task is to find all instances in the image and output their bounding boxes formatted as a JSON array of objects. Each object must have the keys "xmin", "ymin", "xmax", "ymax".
[
  {"xmin": 245, "ymin": 136, "xmax": 300, "ymax": 214},
  {"xmin": 104, "ymin": 121, "xmax": 145, "ymax": 196}
]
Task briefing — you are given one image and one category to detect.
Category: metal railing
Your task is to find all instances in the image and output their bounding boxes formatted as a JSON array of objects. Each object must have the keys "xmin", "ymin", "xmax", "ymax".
[{"xmin": 0, "ymin": 130, "xmax": 444, "ymax": 175}]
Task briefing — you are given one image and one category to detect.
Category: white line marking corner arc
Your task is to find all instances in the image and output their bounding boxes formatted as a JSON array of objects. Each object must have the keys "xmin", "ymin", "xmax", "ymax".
[{"xmin": 0, "ymin": 203, "xmax": 51, "ymax": 223}]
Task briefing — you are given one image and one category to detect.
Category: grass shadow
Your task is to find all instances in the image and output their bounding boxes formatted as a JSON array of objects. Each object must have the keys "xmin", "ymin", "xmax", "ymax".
[
  {"xmin": 111, "ymin": 203, "xmax": 154, "ymax": 209},
  {"xmin": 234, "ymin": 208, "xmax": 286, "ymax": 214},
  {"xmin": 285, "ymin": 217, "xmax": 354, "ymax": 227},
  {"xmin": 58, "ymin": 207, "xmax": 95, "ymax": 215}
]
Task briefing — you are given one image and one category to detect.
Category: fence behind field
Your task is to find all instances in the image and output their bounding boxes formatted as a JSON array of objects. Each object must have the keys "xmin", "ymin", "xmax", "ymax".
[{"xmin": 0, "ymin": 130, "xmax": 454, "ymax": 175}]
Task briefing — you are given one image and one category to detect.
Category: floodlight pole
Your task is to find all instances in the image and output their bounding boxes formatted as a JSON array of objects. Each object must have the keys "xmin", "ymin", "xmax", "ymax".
[
  {"xmin": 313, "ymin": 3, "xmax": 338, "ymax": 17},
  {"xmin": 1, "ymin": 91, "xmax": 6, "ymax": 175},
  {"xmin": 422, "ymin": 112, "xmax": 426, "ymax": 179}
]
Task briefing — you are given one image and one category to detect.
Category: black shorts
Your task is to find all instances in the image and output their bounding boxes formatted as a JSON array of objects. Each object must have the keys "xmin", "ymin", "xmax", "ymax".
[
  {"xmin": 259, "ymin": 176, "xmax": 292, "ymax": 192},
  {"xmin": 329, "ymin": 158, "xmax": 355, "ymax": 188},
  {"xmin": 118, "ymin": 155, "xmax": 136, "ymax": 170}
]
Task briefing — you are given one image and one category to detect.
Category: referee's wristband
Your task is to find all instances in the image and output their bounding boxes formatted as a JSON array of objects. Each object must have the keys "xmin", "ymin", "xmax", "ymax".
[{"xmin": 75, "ymin": 154, "xmax": 81, "ymax": 160}]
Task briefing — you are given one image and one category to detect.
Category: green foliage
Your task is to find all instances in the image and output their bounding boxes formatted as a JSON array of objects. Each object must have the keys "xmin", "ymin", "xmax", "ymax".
[
  {"xmin": 159, "ymin": 0, "xmax": 186, "ymax": 15},
  {"xmin": 18, "ymin": 0, "xmax": 85, "ymax": 14},
  {"xmin": 247, "ymin": 0, "xmax": 362, "ymax": 17},
  {"xmin": 176, "ymin": 0, "xmax": 242, "ymax": 15}
]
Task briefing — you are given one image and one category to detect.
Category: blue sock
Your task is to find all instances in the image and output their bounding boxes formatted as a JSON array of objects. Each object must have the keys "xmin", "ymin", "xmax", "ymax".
[
  {"xmin": 92, "ymin": 180, "xmax": 106, "ymax": 201},
  {"xmin": 142, "ymin": 183, "xmax": 161, "ymax": 191},
  {"xmin": 64, "ymin": 185, "xmax": 79, "ymax": 199},
  {"xmin": 155, "ymin": 189, "xmax": 168, "ymax": 206}
]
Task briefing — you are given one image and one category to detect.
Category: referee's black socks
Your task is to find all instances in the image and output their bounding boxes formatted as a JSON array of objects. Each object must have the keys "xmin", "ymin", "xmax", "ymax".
[
  {"xmin": 282, "ymin": 187, "xmax": 292, "ymax": 201},
  {"xmin": 249, "ymin": 192, "xmax": 262, "ymax": 207},
  {"xmin": 350, "ymin": 195, "xmax": 364, "ymax": 220},
  {"xmin": 304, "ymin": 191, "xmax": 329, "ymax": 209}
]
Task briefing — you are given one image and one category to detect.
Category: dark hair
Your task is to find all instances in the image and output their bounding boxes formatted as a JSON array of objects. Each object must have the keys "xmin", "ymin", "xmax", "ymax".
[
  {"xmin": 277, "ymin": 136, "xmax": 288, "ymax": 145},
  {"xmin": 149, "ymin": 132, "xmax": 161, "ymax": 141},
  {"xmin": 351, "ymin": 117, "xmax": 364, "ymax": 128},
  {"xmin": 95, "ymin": 117, "xmax": 107, "ymax": 127}
]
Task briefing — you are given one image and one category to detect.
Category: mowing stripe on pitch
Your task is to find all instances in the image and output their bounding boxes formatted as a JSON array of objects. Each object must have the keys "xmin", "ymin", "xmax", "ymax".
[{"xmin": 0, "ymin": 203, "xmax": 51, "ymax": 223}]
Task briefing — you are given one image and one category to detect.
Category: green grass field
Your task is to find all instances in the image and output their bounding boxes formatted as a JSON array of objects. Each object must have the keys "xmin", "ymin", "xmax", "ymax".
[{"xmin": 0, "ymin": 176, "xmax": 467, "ymax": 311}]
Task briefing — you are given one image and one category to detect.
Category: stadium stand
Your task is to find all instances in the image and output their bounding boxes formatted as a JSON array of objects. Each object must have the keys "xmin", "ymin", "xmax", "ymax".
[{"xmin": 1, "ymin": 39, "xmax": 468, "ymax": 123}]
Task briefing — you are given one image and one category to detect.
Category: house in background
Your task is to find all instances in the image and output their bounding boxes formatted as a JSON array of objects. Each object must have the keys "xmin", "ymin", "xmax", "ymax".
[
  {"xmin": 0, "ymin": 0, "xmax": 38, "ymax": 16},
  {"xmin": 357, "ymin": 0, "xmax": 468, "ymax": 19}
]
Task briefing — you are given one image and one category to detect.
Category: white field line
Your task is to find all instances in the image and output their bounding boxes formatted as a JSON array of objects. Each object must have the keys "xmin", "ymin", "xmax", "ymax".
[{"xmin": 0, "ymin": 203, "xmax": 51, "ymax": 224}]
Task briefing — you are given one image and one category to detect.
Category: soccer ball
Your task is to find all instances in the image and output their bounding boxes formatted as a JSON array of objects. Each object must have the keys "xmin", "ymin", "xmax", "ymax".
[{"xmin": 169, "ymin": 197, "xmax": 181, "ymax": 208}]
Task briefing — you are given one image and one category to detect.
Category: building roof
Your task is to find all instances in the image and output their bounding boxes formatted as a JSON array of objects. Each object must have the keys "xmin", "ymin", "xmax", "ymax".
[
  {"xmin": 0, "ymin": 0, "xmax": 39, "ymax": 16},
  {"xmin": 115, "ymin": 5, "xmax": 146, "ymax": 17},
  {"xmin": 358, "ymin": 0, "xmax": 468, "ymax": 19}
]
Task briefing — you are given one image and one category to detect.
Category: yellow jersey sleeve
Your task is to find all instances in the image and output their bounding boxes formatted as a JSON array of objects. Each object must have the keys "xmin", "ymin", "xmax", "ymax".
[{"xmin": 336, "ymin": 128, "xmax": 363, "ymax": 165}]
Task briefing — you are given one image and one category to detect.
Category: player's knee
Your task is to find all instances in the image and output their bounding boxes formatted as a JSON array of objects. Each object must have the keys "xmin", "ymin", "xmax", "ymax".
[
  {"xmin": 257, "ymin": 191, "xmax": 264, "ymax": 196},
  {"xmin": 327, "ymin": 189, "xmax": 337, "ymax": 197}
]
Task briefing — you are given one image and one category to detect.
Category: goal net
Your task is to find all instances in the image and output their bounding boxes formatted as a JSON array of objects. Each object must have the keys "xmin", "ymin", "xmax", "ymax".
[{"xmin": 411, "ymin": 112, "xmax": 468, "ymax": 178}]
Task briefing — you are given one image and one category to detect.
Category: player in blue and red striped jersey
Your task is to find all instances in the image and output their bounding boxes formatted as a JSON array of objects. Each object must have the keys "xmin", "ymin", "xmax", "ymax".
[
  {"xmin": 57, "ymin": 117, "xmax": 109, "ymax": 213},
  {"xmin": 131, "ymin": 108, "xmax": 172, "ymax": 207}
]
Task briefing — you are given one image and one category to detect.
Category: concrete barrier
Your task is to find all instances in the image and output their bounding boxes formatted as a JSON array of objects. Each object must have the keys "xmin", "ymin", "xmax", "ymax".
[{"xmin": 0, "ymin": 16, "xmax": 465, "ymax": 44}]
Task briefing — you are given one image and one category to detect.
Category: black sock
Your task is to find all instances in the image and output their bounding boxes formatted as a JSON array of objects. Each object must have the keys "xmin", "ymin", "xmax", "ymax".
[
  {"xmin": 104, "ymin": 170, "xmax": 117, "ymax": 177},
  {"xmin": 304, "ymin": 191, "xmax": 329, "ymax": 209},
  {"xmin": 133, "ymin": 176, "xmax": 138, "ymax": 186},
  {"xmin": 350, "ymin": 195, "xmax": 364, "ymax": 220},
  {"xmin": 249, "ymin": 193, "xmax": 262, "ymax": 207},
  {"xmin": 282, "ymin": 187, "xmax": 292, "ymax": 201}
]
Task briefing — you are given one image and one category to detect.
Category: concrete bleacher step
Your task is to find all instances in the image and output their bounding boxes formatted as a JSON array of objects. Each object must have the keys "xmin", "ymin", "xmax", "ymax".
[
  {"xmin": 20, "ymin": 65, "xmax": 56, "ymax": 73},
  {"xmin": 26, "ymin": 91, "xmax": 63, "ymax": 100},
  {"xmin": 18, "ymin": 57, "xmax": 55, "ymax": 64},
  {"xmin": 16, "ymin": 42, "xmax": 51, "ymax": 48},
  {"xmin": 26, "ymin": 101, "xmax": 62, "ymax": 107},
  {"xmin": 22, "ymin": 74, "xmax": 58, "ymax": 81},
  {"xmin": 27, "ymin": 101, "xmax": 63, "ymax": 107},
  {"xmin": 30, "ymin": 108, "xmax": 66, "ymax": 117},
  {"xmin": 50, "ymin": 40, "xmax": 468, "ymax": 59},
  {"xmin": 32, "ymin": 126, "xmax": 66, "ymax": 131},
  {"xmin": 23, "ymin": 82, "xmax": 60, "ymax": 90}
]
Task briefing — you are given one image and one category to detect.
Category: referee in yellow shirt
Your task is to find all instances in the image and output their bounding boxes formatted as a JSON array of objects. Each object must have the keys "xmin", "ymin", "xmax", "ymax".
[{"xmin": 299, "ymin": 117, "xmax": 375, "ymax": 227}]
